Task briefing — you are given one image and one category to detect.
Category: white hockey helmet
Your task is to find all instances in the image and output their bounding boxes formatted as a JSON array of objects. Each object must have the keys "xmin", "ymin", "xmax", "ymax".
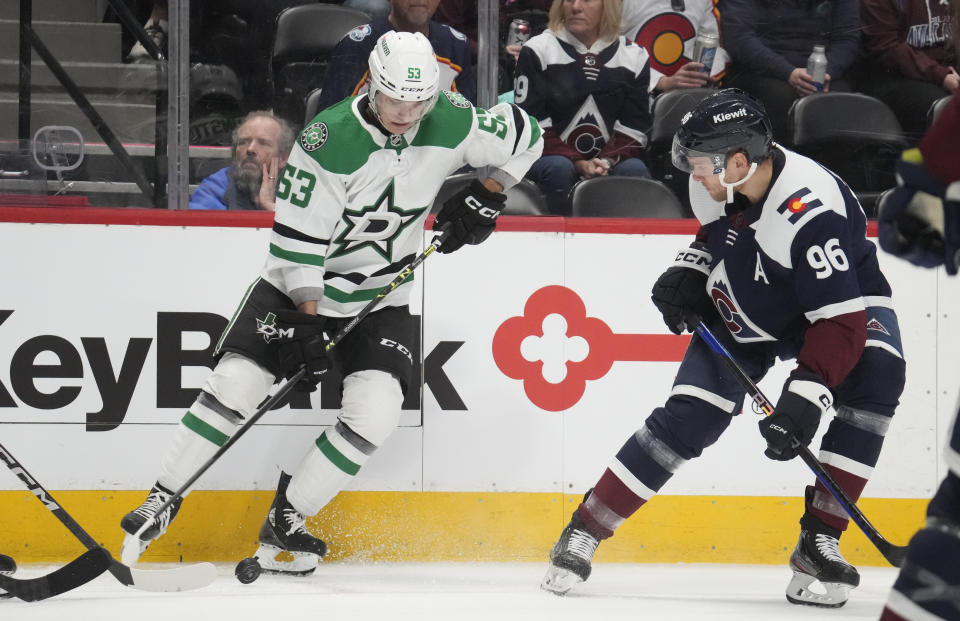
[{"xmin": 367, "ymin": 31, "xmax": 440, "ymax": 120}]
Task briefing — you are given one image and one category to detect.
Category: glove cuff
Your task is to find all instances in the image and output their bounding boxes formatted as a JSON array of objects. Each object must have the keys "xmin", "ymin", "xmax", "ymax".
[
  {"xmin": 671, "ymin": 243, "xmax": 712, "ymax": 276},
  {"xmin": 785, "ymin": 374, "xmax": 833, "ymax": 416},
  {"xmin": 468, "ymin": 179, "xmax": 506, "ymax": 203}
]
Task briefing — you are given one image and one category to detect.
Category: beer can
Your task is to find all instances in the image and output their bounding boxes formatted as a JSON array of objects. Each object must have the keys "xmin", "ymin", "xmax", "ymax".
[
  {"xmin": 506, "ymin": 19, "xmax": 531, "ymax": 47},
  {"xmin": 691, "ymin": 33, "xmax": 718, "ymax": 74}
]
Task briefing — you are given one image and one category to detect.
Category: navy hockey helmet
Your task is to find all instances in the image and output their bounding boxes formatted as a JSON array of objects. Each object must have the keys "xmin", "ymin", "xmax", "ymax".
[{"xmin": 671, "ymin": 88, "xmax": 773, "ymax": 175}]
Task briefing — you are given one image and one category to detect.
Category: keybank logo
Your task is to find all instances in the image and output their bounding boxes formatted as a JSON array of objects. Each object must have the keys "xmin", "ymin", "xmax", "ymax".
[
  {"xmin": 492, "ymin": 286, "xmax": 689, "ymax": 411},
  {"xmin": 713, "ymin": 107, "xmax": 747, "ymax": 124}
]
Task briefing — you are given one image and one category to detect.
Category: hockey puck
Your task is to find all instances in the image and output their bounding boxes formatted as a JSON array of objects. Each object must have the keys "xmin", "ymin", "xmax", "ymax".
[{"xmin": 235, "ymin": 557, "xmax": 262, "ymax": 584}]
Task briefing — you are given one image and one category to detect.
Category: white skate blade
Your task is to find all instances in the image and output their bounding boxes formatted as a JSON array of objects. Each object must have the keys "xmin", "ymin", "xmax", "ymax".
[
  {"xmin": 540, "ymin": 564, "xmax": 583, "ymax": 595},
  {"xmin": 254, "ymin": 544, "xmax": 318, "ymax": 576},
  {"xmin": 785, "ymin": 570, "xmax": 852, "ymax": 608},
  {"xmin": 121, "ymin": 533, "xmax": 149, "ymax": 565}
]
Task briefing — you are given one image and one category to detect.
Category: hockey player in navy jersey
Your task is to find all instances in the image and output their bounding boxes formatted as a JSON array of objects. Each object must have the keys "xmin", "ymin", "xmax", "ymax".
[
  {"xmin": 876, "ymin": 89, "xmax": 960, "ymax": 621},
  {"xmin": 541, "ymin": 89, "xmax": 905, "ymax": 608},
  {"xmin": 119, "ymin": 31, "xmax": 542, "ymax": 574}
]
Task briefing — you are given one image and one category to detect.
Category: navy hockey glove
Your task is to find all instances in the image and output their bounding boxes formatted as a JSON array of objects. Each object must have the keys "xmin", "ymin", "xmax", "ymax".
[
  {"xmin": 877, "ymin": 150, "xmax": 960, "ymax": 275},
  {"xmin": 433, "ymin": 179, "xmax": 506, "ymax": 254},
  {"xmin": 759, "ymin": 373, "xmax": 832, "ymax": 461},
  {"xmin": 650, "ymin": 243, "xmax": 715, "ymax": 334},
  {"xmin": 274, "ymin": 310, "xmax": 330, "ymax": 392}
]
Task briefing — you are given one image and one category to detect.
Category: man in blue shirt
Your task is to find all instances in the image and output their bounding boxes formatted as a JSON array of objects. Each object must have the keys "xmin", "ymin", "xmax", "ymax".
[{"xmin": 190, "ymin": 111, "xmax": 295, "ymax": 211}]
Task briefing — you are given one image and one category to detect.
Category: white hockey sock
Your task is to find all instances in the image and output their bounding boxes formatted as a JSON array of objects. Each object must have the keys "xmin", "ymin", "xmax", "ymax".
[
  {"xmin": 157, "ymin": 394, "xmax": 238, "ymax": 492},
  {"xmin": 286, "ymin": 423, "xmax": 374, "ymax": 516}
]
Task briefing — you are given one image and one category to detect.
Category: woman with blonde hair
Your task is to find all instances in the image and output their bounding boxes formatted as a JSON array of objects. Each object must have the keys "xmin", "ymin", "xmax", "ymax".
[{"xmin": 514, "ymin": 0, "xmax": 653, "ymax": 215}]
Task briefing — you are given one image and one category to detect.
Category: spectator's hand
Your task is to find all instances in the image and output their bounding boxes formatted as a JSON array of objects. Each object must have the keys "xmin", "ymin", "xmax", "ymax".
[
  {"xmin": 943, "ymin": 68, "xmax": 959, "ymax": 93},
  {"xmin": 658, "ymin": 63, "xmax": 713, "ymax": 91},
  {"xmin": 505, "ymin": 44, "xmax": 522, "ymax": 61},
  {"xmin": 259, "ymin": 157, "xmax": 280, "ymax": 212},
  {"xmin": 823, "ymin": 73, "xmax": 832, "ymax": 92},
  {"xmin": 788, "ymin": 68, "xmax": 818, "ymax": 97},
  {"xmin": 575, "ymin": 158, "xmax": 611, "ymax": 179}
]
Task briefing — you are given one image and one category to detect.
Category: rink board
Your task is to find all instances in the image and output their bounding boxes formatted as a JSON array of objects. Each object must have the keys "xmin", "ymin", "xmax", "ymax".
[{"xmin": 0, "ymin": 210, "xmax": 953, "ymax": 564}]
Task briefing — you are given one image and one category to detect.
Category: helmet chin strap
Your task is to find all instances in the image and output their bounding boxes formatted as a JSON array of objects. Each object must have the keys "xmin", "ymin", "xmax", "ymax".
[{"xmin": 717, "ymin": 162, "xmax": 758, "ymax": 203}]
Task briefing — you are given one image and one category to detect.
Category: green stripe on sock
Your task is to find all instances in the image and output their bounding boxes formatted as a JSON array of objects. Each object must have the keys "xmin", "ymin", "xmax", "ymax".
[
  {"xmin": 316, "ymin": 433, "xmax": 360, "ymax": 475},
  {"xmin": 182, "ymin": 412, "xmax": 229, "ymax": 447}
]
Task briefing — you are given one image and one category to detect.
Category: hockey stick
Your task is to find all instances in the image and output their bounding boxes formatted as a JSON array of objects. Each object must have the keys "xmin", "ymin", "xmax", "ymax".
[
  {"xmin": 0, "ymin": 441, "xmax": 218, "ymax": 592},
  {"xmin": 694, "ymin": 321, "xmax": 909, "ymax": 567},
  {"xmin": 0, "ymin": 547, "xmax": 111, "ymax": 602},
  {"xmin": 129, "ymin": 231, "xmax": 450, "ymax": 546}
]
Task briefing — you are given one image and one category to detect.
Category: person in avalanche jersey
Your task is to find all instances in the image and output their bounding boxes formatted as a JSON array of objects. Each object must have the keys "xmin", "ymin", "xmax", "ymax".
[
  {"xmin": 620, "ymin": 0, "xmax": 727, "ymax": 93},
  {"xmin": 119, "ymin": 30, "xmax": 543, "ymax": 574},
  {"xmin": 541, "ymin": 89, "xmax": 905, "ymax": 609},
  {"xmin": 876, "ymin": 85, "xmax": 960, "ymax": 621},
  {"xmin": 316, "ymin": 0, "xmax": 477, "ymax": 112}
]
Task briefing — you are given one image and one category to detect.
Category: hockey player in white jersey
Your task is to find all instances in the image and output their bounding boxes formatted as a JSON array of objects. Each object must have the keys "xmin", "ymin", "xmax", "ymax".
[
  {"xmin": 542, "ymin": 89, "xmax": 905, "ymax": 608},
  {"xmin": 119, "ymin": 30, "xmax": 543, "ymax": 575}
]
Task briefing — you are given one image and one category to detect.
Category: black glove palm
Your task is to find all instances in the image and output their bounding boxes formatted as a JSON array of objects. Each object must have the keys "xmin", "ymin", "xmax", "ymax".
[
  {"xmin": 759, "ymin": 374, "xmax": 832, "ymax": 461},
  {"xmin": 433, "ymin": 179, "xmax": 506, "ymax": 254},
  {"xmin": 650, "ymin": 243, "xmax": 714, "ymax": 334},
  {"xmin": 274, "ymin": 310, "xmax": 330, "ymax": 392}
]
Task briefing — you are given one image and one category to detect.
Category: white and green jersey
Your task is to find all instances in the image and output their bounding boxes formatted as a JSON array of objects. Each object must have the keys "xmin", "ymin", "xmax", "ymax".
[{"xmin": 260, "ymin": 91, "xmax": 543, "ymax": 317}]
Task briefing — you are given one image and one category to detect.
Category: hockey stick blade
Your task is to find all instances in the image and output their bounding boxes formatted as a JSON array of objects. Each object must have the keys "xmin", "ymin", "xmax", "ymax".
[
  {"xmin": 694, "ymin": 321, "xmax": 909, "ymax": 567},
  {"xmin": 0, "ymin": 441, "xmax": 217, "ymax": 592},
  {"xmin": 0, "ymin": 547, "xmax": 110, "ymax": 602},
  {"xmin": 130, "ymin": 231, "xmax": 452, "ymax": 545}
]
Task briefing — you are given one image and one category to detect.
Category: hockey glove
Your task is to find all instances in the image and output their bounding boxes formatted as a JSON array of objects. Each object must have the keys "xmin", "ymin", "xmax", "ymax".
[
  {"xmin": 274, "ymin": 310, "xmax": 330, "ymax": 392},
  {"xmin": 650, "ymin": 242, "xmax": 715, "ymax": 335},
  {"xmin": 877, "ymin": 150, "xmax": 960, "ymax": 275},
  {"xmin": 759, "ymin": 373, "xmax": 832, "ymax": 461},
  {"xmin": 433, "ymin": 179, "xmax": 507, "ymax": 254}
]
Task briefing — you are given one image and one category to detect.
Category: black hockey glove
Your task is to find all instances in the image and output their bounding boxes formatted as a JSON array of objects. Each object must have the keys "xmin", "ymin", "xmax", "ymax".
[
  {"xmin": 759, "ymin": 373, "xmax": 833, "ymax": 461},
  {"xmin": 274, "ymin": 309, "xmax": 330, "ymax": 392},
  {"xmin": 877, "ymin": 151, "xmax": 960, "ymax": 275},
  {"xmin": 433, "ymin": 179, "xmax": 506, "ymax": 254},
  {"xmin": 650, "ymin": 242, "xmax": 715, "ymax": 335}
]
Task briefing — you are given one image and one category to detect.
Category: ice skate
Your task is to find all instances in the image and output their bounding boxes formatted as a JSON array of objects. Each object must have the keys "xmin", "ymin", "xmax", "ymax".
[
  {"xmin": 242, "ymin": 472, "xmax": 326, "ymax": 580},
  {"xmin": 541, "ymin": 510, "xmax": 600, "ymax": 595},
  {"xmin": 120, "ymin": 483, "xmax": 183, "ymax": 564},
  {"xmin": 785, "ymin": 520, "xmax": 860, "ymax": 608}
]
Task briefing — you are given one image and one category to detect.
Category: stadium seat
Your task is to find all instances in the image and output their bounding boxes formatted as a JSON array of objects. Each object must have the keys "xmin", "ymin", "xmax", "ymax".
[
  {"xmin": 270, "ymin": 4, "xmax": 369, "ymax": 126},
  {"xmin": 788, "ymin": 93, "xmax": 908, "ymax": 217},
  {"xmin": 570, "ymin": 177, "xmax": 688, "ymax": 218},
  {"xmin": 304, "ymin": 88, "xmax": 323, "ymax": 125},
  {"xmin": 430, "ymin": 173, "xmax": 547, "ymax": 216},
  {"xmin": 647, "ymin": 88, "xmax": 717, "ymax": 206},
  {"xmin": 928, "ymin": 95, "xmax": 951, "ymax": 126}
]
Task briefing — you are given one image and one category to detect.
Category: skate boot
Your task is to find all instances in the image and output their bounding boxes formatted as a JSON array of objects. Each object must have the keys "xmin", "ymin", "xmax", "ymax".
[
  {"xmin": 0, "ymin": 553, "xmax": 14, "ymax": 599},
  {"xmin": 120, "ymin": 483, "xmax": 183, "ymax": 564},
  {"xmin": 243, "ymin": 472, "xmax": 326, "ymax": 580},
  {"xmin": 786, "ymin": 515, "xmax": 860, "ymax": 608},
  {"xmin": 541, "ymin": 509, "xmax": 600, "ymax": 595}
]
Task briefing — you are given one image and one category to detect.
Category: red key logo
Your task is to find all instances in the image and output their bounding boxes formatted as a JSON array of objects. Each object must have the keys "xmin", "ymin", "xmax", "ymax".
[{"xmin": 492, "ymin": 286, "xmax": 690, "ymax": 411}]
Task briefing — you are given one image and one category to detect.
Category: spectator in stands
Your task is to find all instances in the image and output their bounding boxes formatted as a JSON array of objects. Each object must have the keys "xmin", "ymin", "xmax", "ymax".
[
  {"xmin": 514, "ymin": 0, "xmax": 652, "ymax": 215},
  {"xmin": 316, "ymin": 0, "xmax": 477, "ymax": 111},
  {"xmin": 720, "ymin": 0, "xmax": 860, "ymax": 141},
  {"xmin": 622, "ymin": 0, "xmax": 726, "ymax": 95},
  {"xmin": 190, "ymin": 112, "xmax": 295, "ymax": 211},
  {"xmin": 858, "ymin": 0, "xmax": 957, "ymax": 141},
  {"xmin": 120, "ymin": 1, "xmax": 168, "ymax": 61}
]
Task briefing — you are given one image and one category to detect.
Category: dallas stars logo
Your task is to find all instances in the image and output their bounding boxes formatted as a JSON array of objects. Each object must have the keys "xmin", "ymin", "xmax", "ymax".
[
  {"xmin": 256, "ymin": 312, "xmax": 280, "ymax": 342},
  {"xmin": 330, "ymin": 180, "xmax": 427, "ymax": 261}
]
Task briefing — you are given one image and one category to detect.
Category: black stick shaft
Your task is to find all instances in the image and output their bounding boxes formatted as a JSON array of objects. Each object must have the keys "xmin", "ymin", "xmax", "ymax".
[
  {"xmin": 135, "ymin": 233, "xmax": 448, "ymax": 536},
  {"xmin": 695, "ymin": 321, "xmax": 907, "ymax": 567}
]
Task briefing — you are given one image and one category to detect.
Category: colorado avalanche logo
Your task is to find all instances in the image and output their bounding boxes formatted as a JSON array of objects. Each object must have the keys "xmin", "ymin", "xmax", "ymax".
[
  {"xmin": 560, "ymin": 97, "xmax": 609, "ymax": 158},
  {"xmin": 349, "ymin": 24, "xmax": 372, "ymax": 42},
  {"xmin": 707, "ymin": 261, "xmax": 774, "ymax": 343},
  {"xmin": 632, "ymin": 12, "xmax": 696, "ymax": 75}
]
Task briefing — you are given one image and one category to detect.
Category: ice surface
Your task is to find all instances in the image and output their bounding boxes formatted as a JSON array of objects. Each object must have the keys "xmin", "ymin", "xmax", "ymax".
[{"xmin": 2, "ymin": 561, "xmax": 898, "ymax": 620}]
